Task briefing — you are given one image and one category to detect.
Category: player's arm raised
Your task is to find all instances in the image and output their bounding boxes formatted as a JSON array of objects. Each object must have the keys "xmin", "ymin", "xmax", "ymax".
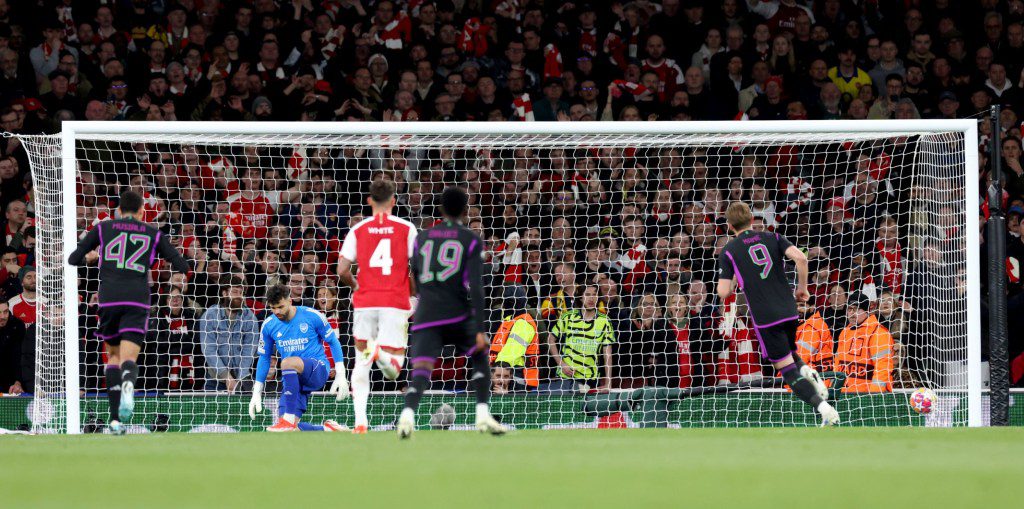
[
  {"xmin": 784, "ymin": 245, "xmax": 810, "ymax": 302},
  {"xmin": 249, "ymin": 323, "xmax": 276, "ymax": 419}
]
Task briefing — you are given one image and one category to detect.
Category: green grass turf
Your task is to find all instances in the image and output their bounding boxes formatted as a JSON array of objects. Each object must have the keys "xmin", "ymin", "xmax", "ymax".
[{"xmin": 1, "ymin": 428, "xmax": 1021, "ymax": 509}]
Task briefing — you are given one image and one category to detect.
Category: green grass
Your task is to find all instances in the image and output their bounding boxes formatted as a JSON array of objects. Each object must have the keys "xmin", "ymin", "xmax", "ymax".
[{"xmin": 1, "ymin": 428, "xmax": 1021, "ymax": 508}]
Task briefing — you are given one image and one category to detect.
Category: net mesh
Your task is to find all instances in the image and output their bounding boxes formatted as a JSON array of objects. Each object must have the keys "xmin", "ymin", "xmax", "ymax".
[{"xmin": 19, "ymin": 127, "xmax": 972, "ymax": 432}]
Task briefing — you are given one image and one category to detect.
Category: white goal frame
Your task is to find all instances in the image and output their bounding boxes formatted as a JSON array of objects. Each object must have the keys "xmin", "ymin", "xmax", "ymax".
[{"xmin": 55, "ymin": 119, "xmax": 982, "ymax": 433}]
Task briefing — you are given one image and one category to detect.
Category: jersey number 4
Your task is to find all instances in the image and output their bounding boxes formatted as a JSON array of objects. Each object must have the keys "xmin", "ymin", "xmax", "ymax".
[
  {"xmin": 370, "ymin": 239, "xmax": 394, "ymax": 275},
  {"xmin": 104, "ymin": 232, "xmax": 151, "ymax": 273}
]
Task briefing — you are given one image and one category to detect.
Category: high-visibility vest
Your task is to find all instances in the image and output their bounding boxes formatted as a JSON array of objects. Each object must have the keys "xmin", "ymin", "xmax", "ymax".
[
  {"xmin": 834, "ymin": 314, "xmax": 894, "ymax": 393},
  {"xmin": 489, "ymin": 313, "xmax": 539, "ymax": 387},
  {"xmin": 796, "ymin": 311, "xmax": 834, "ymax": 374}
]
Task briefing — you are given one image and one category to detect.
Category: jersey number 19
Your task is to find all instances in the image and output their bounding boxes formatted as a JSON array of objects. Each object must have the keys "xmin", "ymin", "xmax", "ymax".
[{"xmin": 418, "ymin": 239, "xmax": 463, "ymax": 283}]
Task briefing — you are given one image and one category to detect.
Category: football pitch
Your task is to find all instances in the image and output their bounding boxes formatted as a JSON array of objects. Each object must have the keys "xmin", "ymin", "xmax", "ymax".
[{"xmin": 1, "ymin": 428, "xmax": 1021, "ymax": 508}]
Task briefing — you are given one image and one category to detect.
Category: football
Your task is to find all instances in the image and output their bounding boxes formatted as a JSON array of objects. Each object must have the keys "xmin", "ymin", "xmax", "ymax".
[{"xmin": 909, "ymin": 388, "xmax": 937, "ymax": 414}]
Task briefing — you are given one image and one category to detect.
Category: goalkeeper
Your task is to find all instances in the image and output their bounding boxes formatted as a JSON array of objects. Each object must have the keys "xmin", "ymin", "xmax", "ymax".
[{"xmin": 249, "ymin": 284, "xmax": 350, "ymax": 432}]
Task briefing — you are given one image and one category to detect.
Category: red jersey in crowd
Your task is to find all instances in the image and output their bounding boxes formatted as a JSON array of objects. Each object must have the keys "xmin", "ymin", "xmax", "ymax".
[
  {"xmin": 715, "ymin": 295, "xmax": 761, "ymax": 385},
  {"xmin": 340, "ymin": 213, "xmax": 417, "ymax": 310},
  {"xmin": 876, "ymin": 240, "xmax": 904, "ymax": 294},
  {"xmin": 641, "ymin": 58, "xmax": 684, "ymax": 101},
  {"xmin": 8, "ymin": 293, "xmax": 36, "ymax": 324},
  {"xmin": 225, "ymin": 192, "xmax": 272, "ymax": 239},
  {"xmin": 671, "ymin": 321, "xmax": 692, "ymax": 389}
]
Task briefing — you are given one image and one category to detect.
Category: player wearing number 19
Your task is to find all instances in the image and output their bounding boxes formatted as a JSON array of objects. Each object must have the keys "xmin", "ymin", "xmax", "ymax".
[
  {"xmin": 716, "ymin": 202, "xmax": 840, "ymax": 427},
  {"xmin": 68, "ymin": 191, "xmax": 191, "ymax": 434},
  {"xmin": 398, "ymin": 186, "xmax": 506, "ymax": 439}
]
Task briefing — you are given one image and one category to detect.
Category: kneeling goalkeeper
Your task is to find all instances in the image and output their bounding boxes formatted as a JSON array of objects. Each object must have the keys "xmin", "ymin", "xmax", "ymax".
[{"xmin": 249, "ymin": 284, "xmax": 350, "ymax": 432}]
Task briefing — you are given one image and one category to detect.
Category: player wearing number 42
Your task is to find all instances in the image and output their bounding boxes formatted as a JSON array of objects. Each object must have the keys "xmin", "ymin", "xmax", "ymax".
[
  {"xmin": 716, "ymin": 202, "xmax": 840, "ymax": 427},
  {"xmin": 68, "ymin": 190, "xmax": 191, "ymax": 434}
]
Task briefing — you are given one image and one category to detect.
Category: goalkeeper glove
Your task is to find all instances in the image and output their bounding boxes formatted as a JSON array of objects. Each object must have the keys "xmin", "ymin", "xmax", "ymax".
[
  {"xmin": 329, "ymin": 364, "xmax": 350, "ymax": 400},
  {"xmin": 248, "ymin": 382, "xmax": 264, "ymax": 419}
]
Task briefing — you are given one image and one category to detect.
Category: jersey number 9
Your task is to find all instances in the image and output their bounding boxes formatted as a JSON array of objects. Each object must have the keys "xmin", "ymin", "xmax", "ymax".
[{"xmin": 748, "ymin": 243, "xmax": 772, "ymax": 279}]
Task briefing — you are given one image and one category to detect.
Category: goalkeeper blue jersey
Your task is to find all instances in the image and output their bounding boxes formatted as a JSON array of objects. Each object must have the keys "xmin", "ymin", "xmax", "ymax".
[{"xmin": 254, "ymin": 306, "xmax": 344, "ymax": 384}]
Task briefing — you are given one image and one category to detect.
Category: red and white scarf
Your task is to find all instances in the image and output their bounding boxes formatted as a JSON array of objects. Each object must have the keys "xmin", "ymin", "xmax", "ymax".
[
  {"xmin": 512, "ymin": 93, "xmax": 535, "ymax": 121},
  {"xmin": 612, "ymin": 79, "xmax": 649, "ymax": 97},
  {"xmin": 321, "ymin": 25, "xmax": 346, "ymax": 60},
  {"xmin": 58, "ymin": 5, "xmax": 77, "ymax": 43},
  {"xmin": 375, "ymin": 12, "xmax": 412, "ymax": 50}
]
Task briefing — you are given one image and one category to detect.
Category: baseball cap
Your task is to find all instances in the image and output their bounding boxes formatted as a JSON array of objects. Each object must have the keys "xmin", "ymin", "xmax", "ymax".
[
  {"xmin": 48, "ymin": 69, "xmax": 71, "ymax": 82},
  {"xmin": 938, "ymin": 91, "xmax": 958, "ymax": 102},
  {"xmin": 847, "ymin": 292, "xmax": 871, "ymax": 311},
  {"xmin": 18, "ymin": 265, "xmax": 35, "ymax": 281}
]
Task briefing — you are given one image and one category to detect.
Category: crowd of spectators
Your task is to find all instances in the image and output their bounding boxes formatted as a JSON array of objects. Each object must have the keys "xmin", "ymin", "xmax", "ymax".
[{"xmin": 0, "ymin": 0, "xmax": 1021, "ymax": 397}]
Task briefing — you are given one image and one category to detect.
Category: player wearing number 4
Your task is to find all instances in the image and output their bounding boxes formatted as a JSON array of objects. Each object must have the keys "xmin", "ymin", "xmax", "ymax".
[
  {"xmin": 338, "ymin": 179, "xmax": 418, "ymax": 434},
  {"xmin": 68, "ymin": 191, "xmax": 191, "ymax": 434},
  {"xmin": 249, "ymin": 284, "xmax": 349, "ymax": 432},
  {"xmin": 716, "ymin": 202, "xmax": 840, "ymax": 427}
]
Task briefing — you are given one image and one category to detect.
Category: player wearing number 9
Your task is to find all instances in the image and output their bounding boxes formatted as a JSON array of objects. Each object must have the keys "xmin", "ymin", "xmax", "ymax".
[
  {"xmin": 68, "ymin": 190, "xmax": 191, "ymax": 434},
  {"xmin": 716, "ymin": 202, "xmax": 840, "ymax": 427}
]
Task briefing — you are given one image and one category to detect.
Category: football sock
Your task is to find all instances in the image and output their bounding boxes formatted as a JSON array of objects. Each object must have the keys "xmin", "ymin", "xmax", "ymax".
[
  {"xmin": 376, "ymin": 350, "xmax": 405, "ymax": 380},
  {"xmin": 403, "ymin": 367, "xmax": 432, "ymax": 414},
  {"xmin": 104, "ymin": 364, "xmax": 121, "ymax": 422},
  {"xmin": 780, "ymin": 363, "xmax": 823, "ymax": 408},
  {"xmin": 120, "ymin": 360, "xmax": 138, "ymax": 388},
  {"xmin": 790, "ymin": 352, "xmax": 808, "ymax": 370},
  {"xmin": 297, "ymin": 422, "xmax": 324, "ymax": 431},
  {"xmin": 476, "ymin": 403, "xmax": 490, "ymax": 422},
  {"xmin": 468, "ymin": 349, "xmax": 491, "ymax": 406},
  {"xmin": 281, "ymin": 369, "xmax": 300, "ymax": 419},
  {"xmin": 352, "ymin": 357, "xmax": 371, "ymax": 426}
]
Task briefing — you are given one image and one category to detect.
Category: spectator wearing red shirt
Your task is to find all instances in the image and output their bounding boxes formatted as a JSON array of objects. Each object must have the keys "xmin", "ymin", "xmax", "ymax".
[
  {"xmin": 226, "ymin": 166, "xmax": 273, "ymax": 240},
  {"xmin": 7, "ymin": 265, "xmax": 34, "ymax": 324}
]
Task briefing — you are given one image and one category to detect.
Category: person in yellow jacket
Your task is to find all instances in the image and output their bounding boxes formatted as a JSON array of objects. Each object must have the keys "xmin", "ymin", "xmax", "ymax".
[
  {"xmin": 795, "ymin": 300, "xmax": 834, "ymax": 374},
  {"xmin": 489, "ymin": 302, "xmax": 539, "ymax": 393},
  {"xmin": 834, "ymin": 293, "xmax": 894, "ymax": 393}
]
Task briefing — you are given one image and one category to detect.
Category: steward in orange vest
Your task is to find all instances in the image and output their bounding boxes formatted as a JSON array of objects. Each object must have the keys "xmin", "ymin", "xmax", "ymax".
[{"xmin": 834, "ymin": 294, "xmax": 894, "ymax": 393}]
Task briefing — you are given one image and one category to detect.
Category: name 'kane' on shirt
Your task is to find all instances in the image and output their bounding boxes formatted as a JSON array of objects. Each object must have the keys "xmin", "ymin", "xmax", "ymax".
[
  {"xmin": 718, "ymin": 230, "xmax": 798, "ymax": 327},
  {"xmin": 68, "ymin": 218, "xmax": 190, "ymax": 305}
]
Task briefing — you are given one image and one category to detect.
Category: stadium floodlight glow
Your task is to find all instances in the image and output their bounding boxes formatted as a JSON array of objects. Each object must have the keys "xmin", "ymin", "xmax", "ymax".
[{"xmin": 14, "ymin": 119, "xmax": 980, "ymax": 433}]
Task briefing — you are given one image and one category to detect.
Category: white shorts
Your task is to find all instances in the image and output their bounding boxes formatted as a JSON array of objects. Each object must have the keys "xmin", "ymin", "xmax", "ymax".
[{"xmin": 353, "ymin": 308, "xmax": 411, "ymax": 349}]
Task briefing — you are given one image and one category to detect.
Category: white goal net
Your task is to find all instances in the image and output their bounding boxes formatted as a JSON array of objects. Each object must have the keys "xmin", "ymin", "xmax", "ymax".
[{"xmin": 17, "ymin": 121, "xmax": 980, "ymax": 433}]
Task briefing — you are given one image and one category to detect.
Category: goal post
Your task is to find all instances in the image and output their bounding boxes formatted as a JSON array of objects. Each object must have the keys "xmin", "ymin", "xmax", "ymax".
[{"xmin": 20, "ymin": 119, "xmax": 983, "ymax": 433}]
